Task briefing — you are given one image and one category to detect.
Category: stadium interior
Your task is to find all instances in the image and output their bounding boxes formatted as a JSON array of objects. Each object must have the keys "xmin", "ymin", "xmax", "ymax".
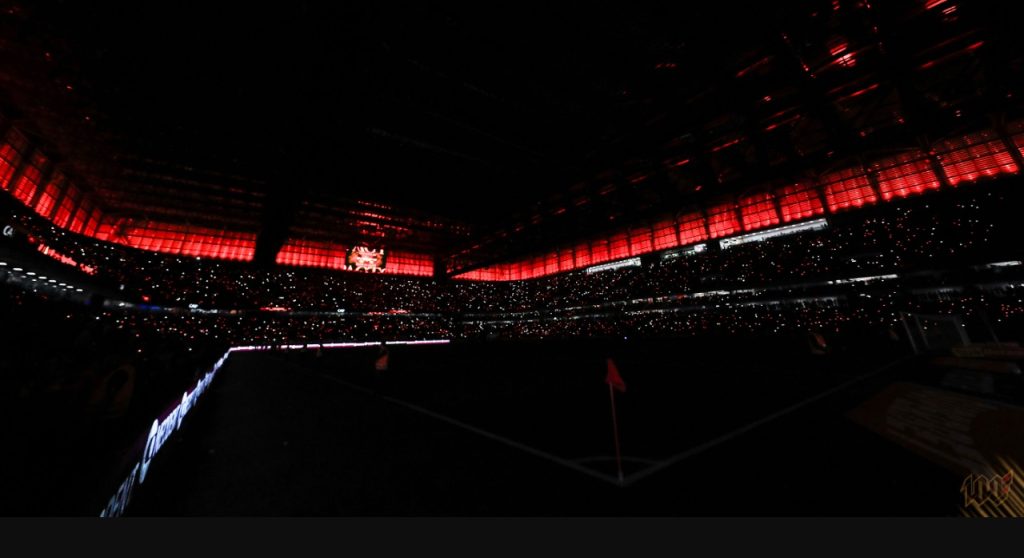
[{"xmin": 1, "ymin": 0, "xmax": 1023, "ymax": 517}]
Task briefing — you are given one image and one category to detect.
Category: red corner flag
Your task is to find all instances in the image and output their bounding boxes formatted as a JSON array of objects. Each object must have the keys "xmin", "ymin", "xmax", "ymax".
[
  {"xmin": 605, "ymin": 357, "xmax": 626, "ymax": 485},
  {"xmin": 605, "ymin": 358, "xmax": 626, "ymax": 393}
]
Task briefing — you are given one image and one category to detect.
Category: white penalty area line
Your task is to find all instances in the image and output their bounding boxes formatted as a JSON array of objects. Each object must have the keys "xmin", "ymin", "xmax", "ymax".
[
  {"xmin": 308, "ymin": 368, "xmax": 626, "ymax": 487},
  {"xmin": 265, "ymin": 350, "xmax": 912, "ymax": 490},
  {"xmin": 620, "ymin": 356, "xmax": 915, "ymax": 487}
]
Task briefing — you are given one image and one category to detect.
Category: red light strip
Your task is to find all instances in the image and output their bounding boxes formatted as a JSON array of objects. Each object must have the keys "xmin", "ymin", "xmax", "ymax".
[
  {"xmin": 874, "ymin": 153, "xmax": 940, "ymax": 200},
  {"xmin": 738, "ymin": 192, "xmax": 780, "ymax": 232},
  {"xmin": 1, "ymin": 122, "xmax": 1021, "ymax": 281},
  {"xmin": 706, "ymin": 202, "xmax": 741, "ymax": 239},
  {"xmin": 776, "ymin": 182, "xmax": 825, "ymax": 223}
]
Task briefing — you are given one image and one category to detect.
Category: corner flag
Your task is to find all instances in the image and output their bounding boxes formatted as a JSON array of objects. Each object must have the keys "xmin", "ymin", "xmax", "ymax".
[
  {"xmin": 604, "ymin": 357, "xmax": 626, "ymax": 484},
  {"xmin": 605, "ymin": 358, "xmax": 626, "ymax": 393}
]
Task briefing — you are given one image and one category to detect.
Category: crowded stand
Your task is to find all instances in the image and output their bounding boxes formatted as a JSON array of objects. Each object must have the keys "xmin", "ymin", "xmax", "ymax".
[
  {"xmin": 2, "ymin": 180, "xmax": 1022, "ymax": 354},
  {"xmin": 5, "ymin": 181, "xmax": 1019, "ymax": 324}
]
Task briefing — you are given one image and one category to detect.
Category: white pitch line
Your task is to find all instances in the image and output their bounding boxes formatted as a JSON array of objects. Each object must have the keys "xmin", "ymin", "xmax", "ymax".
[
  {"xmin": 575, "ymin": 456, "xmax": 659, "ymax": 466},
  {"xmin": 311, "ymin": 370, "xmax": 625, "ymax": 487},
  {"xmin": 621, "ymin": 356, "xmax": 914, "ymax": 487}
]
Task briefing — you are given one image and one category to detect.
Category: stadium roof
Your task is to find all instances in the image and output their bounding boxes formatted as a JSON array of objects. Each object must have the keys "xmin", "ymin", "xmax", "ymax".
[{"xmin": 0, "ymin": 0, "xmax": 1021, "ymax": 268}]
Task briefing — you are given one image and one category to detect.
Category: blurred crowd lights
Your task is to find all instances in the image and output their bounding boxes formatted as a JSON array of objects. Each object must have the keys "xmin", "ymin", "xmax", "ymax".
[
  {"xmin": 0, "ymin": 260, "xmax": 86, "ymax": 293},
  {"xmin": 719, "ymin": 219, "xmax": 829, "ymax": 249},
  {"xmin": 228, "ymin": 339, "xmax": 451, "ymax": 352},
  {"xmin": 585, "ymin": 257, "xmax": 642, "ymax": 274}
]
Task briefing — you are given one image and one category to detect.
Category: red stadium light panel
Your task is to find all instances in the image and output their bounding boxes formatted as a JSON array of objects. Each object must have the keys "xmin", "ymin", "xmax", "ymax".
[
  {"xmin": 93, "ymin": 218, "xmax": 116, "ymax": 241},
  {"xmin": 455, "ymin": 265, "xmax": 508, "ymax": 281},
  {"xmin": 11, "ymin": 152, "xmax": 47, "ymax": 206},
  {"xmin": 738, "ymin": 192, "xmax": 780, "ymax": 231},
  {"xmin": 276, "ymin": 239, "xmax": 345, "ymax": 269},
  {"xmin": 525, "ymin": 256, "xmax": 545, "ymax": 280},
  {"xmin": 821, "ymin": 167, "xmax": 877, "ymax": 212},
  {"xmin": 557, "ymin": 249, "xmax": 574, "ymax": 273},
  {"xmin": 706, "ymin": 203, "xmax": 740, "ymax": 239},
  {"xmin": 0, "ymin": 125, "xmax": 262, "ymax": 265},
  {"xmin": 591, "ymin": 238, "xmax": 611, "ymax": 265},
  {"xmin": 83, "ymin": 205, "xmax": 102, "ymax": 238},
  {"xmin": 574, "ymin": 243, "xmax": 593, "ymax": 268},
  {"xmin": 544, "ymin": 252, "xmax": 558, "ymax": 275},
  {"xmin": 383, "ymin": 251, "xmax": 433, "ymax": 277},
  {"xmin": 775, "ymin": 182, "xmax": 824, "ymax": 223},
  {"xmin": 0, "ymin": 129, "xmax": 28, "ymax": 190},
  {"xmin": 533, "ymin": 256, "xmax": 546, "ymax": 279},
  {"xmin": 453, "ymin": 268, "xmax": 481, "ymax": 281},
  {"xmin": 68, "ymin": 203, "xmax": 91, "ymax": 234},
  {"xmin": 628, "ymin": 226, "xmax": 654, "ymax": 256},
  {"xmin": 50, "ymin": 186, "xmax": 89, "ymax": 233},
  {"xmin": 514, "ymin": 261, "xmax": 526, "ymax": 281},
  {"xmin": 33, "ymin": 175, "xmax": 62, "ymax": 219},
  {"xmin": 872, "ymin": 152, "xmax": 940, "ymax": 201},
  {"xmin": 276, "ymin": 240, "xmax": 432, "ymax": 276},
  {"xmin": 935, "ymin": 130, "xmax": 1018, "ymax": 186},
  {"xmin": 677, "ymin": 212, "xmax": 708, "ymax": 246},
  {"xmin": 102, "ymin": 222, "xmax": 258, "ymax": 262},
  {"xmin": 608, "ymin": 231, "xmax": 631, "ymax": 260},
  {"xmin": 1012, "ymin": 125, "xmax": 1024, "ymax": 164},
  {"xmin": 63, "ymin": 195, "xmax": 91, "ymax": 233},
  {"xmin": 652, "ymin": 219, "xmax": 680, "ymax": 250}
]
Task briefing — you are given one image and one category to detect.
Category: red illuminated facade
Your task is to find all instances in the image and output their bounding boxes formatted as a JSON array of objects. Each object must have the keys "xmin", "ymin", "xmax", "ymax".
[
  {"xmin": 276, "ymin": 239, "xmax": 432, "ymax": 277},
  {"xmin": 93, "ymin": 220, "xmax": 257, "ymax": 262},
  {"xmin": 1, "ymin": 119, "xmax": 1021, "ymax": 282},
  {"xmin": 821, "ymin": 168, "xmax": 877, "ymax": 212},
  {"xmin": 738, "ymin": 192, "xmax": 780, "ymax": 232},
  {"xmin": 706, "ymin": 202, "xmax": 742, "ymax": 239},
  {"xmin": 453, "ymin": 124, "xmax": 1023, "ymax": 282},
  {"xmin": 0, "ymin": 119, "xmax": 434, "ymax": 275},
  {"xmin": 873, "ymin": 153, "xmax": 941, "ymax": 201},
  {"xmin": 775, "ymin": 182, "xmax": 825, "ymax": 223},
  {"xmin": 935, "ymin": 130, "xmax": 1018, "ymax": 186}
]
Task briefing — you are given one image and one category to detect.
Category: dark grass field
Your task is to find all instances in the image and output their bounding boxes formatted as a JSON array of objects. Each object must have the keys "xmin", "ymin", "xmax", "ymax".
[{"xmin": 123, "ymin": 335, "xmax": 1009, "ymax": 516}]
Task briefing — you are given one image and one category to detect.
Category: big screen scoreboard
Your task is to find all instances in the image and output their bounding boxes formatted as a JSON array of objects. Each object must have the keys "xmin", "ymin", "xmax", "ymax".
[{"xmin": 345, "ymin": 246, "xmax": 387, "ymax": 272}]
